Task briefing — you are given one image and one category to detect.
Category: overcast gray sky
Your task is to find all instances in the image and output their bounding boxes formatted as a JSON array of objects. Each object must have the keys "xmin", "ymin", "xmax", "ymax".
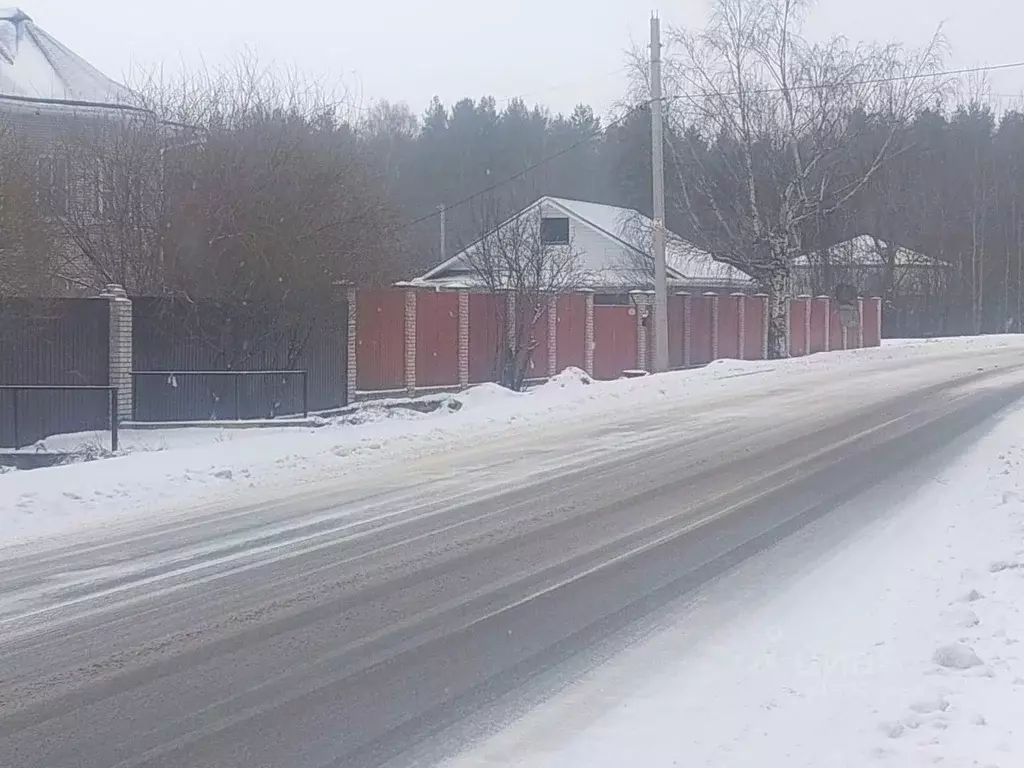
[{"xmin": 25, "ymin": 0, "xmax": 1024, "ymax": 116}]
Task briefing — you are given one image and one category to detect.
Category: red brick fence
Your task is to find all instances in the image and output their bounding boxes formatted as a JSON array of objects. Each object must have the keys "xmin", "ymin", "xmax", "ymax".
[{"xmin": 347, "ymin": 288, "xmax": 882, "ymax": 400}]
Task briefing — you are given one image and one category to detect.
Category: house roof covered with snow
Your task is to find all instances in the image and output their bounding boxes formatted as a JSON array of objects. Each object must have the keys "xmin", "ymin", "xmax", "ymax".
[
  {"xmin": 0, "ymin": 8, "xmax": 141, "ymax": 110},
  {"xmin": 415, "ymin": 196, "xmax": 755, "ymax": 292},
  {"xmin": 792, "ymin": 236, "xmax": 947, "ymax": 269}
]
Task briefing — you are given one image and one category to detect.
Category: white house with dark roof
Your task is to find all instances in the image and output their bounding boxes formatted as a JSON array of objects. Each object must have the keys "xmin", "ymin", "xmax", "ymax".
[{"xmin": 414, "ymin": 196, "xmax": 755, "ymax": 295}]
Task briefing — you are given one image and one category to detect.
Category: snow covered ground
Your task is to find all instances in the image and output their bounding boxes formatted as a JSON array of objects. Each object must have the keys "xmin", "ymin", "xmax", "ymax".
[
  {"xmin": 444, "ymin": 380, "xmax": 1024, "ymax": 768},
  {"xmin": 2, "ymin": 334, "xmax": 1024, "ymax": 548}
]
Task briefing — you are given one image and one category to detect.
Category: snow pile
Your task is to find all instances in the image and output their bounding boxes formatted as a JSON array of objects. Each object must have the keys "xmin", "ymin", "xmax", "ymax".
[
  {"xmin": 446, "ymin": 403, "xmax": 1024, "ymax": 768},
  {"xmin": 4, "ymin": 335, "xmax": 1024, "ymax": 548}
]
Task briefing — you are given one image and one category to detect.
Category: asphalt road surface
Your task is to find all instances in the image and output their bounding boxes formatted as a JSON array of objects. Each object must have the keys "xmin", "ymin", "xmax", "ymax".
[{"xmin": 2, "ymin": 348, "xmax": 1024, "ymax": 768}]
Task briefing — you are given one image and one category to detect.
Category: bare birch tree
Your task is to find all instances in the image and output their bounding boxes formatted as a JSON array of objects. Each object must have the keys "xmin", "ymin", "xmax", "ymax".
[
  {"xmin": 632, "ymin": 0, "xmax": 945, "ymax": 356},
  {"xmin": 463, "ymin": 201, "xmax": 586, "ymax": 390}
]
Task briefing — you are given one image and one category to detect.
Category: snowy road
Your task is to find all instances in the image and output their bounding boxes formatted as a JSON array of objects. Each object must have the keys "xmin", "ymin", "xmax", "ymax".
[{"xmin": 1, "ymin": 346, "xmax": 1024, "ymax": 767}]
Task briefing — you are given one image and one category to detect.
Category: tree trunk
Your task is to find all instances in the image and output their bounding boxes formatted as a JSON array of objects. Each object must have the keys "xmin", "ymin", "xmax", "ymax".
[{"xmin": 766, "ymin": 269, "xmax": 790, "ymax": 360}]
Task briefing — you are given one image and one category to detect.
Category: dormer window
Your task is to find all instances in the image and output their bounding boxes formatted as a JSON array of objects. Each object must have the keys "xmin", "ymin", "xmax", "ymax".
[{"xmin": 540, "ymin": 216, "xmax": 570, "ymax": 245}]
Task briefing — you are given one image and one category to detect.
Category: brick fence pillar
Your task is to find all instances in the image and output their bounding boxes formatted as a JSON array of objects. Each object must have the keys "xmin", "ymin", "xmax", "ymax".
[
  {"xmin": 817, "ymin": 296, "xmax": 831, "ymax": 352},
  {"xmin": 857, "ymin": 296, "xmax": 865, "ymax": 349},
  {"xmin": 706, "ymin": 292, "xmax": 720, "ymax": 360},
  {"xmin": 799, "ymin": 294, "xmax": 812, "ymax": 356},
  {"xmin": 404, "ymin": 289, "xmax": 417, "ymax": 393},
  {"xmin": 346, "ymin": 287, "xmax": 358, "ymax": 404},
  {"xmin": 583, "ymin": 292, "xmax": 595, "ymax": 377},
  {"xmin": 755, "ymin": 293, "xmax": 769, "ymax": 359},
  {"xmin": 547, "ymin": 294, "xmax": 558, "ymax": 377},
  {"xmin": 632, "ymin": 291, "xmax": 650, "ymax": 371},
  {"xmin": 99, "ymin": 283, "xmax": 133, "ymax": 421},
  {"xmin": 457, "ymin": 289, "xmax": 470, "ymax": 388},
  {"xmin": 876, "ymin": 296, "xmax": 883, "ymax": 346},
  {"xmin": 681, "ymin": 293, "xmax": 692, "ymax": 367},
  {"xmin": 733, "ymin": 293, "xmax": 746, "ymax": 360}
]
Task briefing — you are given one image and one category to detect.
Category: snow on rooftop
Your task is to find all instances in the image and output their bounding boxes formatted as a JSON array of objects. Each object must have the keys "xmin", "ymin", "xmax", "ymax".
[
  {"xmin": 419, "ymin": 196, "xmax": 754, "ymax": 290},
  {"xmin": 0, "ymin": 8, "xmax": 138, "ymax": 106},
  {"xmin": 792, "ymin": 235, "xmax": 946, "ymax": 268}
]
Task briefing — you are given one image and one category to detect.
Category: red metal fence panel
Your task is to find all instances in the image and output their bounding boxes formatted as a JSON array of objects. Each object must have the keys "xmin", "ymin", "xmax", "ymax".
[
  {"xmin": 789, "ymin": 298, "xmax": 809, "ymax": 357},
  {"xmin": 357, "ymin": 291, "xmax": 406, "ymax": 391},
  {"xmin": 718, "ymin": 295, "xmax": 741, "ymax": 359},
  {"xmin": 556, "ymin": 295, "xmax": 586, "ymax": 372},
  {"xmin": 468, "ymin": 293, "xmax": 503, "ymax": 384},
  {"xmin": 689, "ymin": 295, "xmax": 714, "ymax": 365},
  {"xmin": 743, "ymin": 296, "xmax": 766, "ymax": 360},
  {"xmin": 415, "ymin": 291, "xmax": 459, "ymax": 388},
  {"xmin": 593, "ymin": 305, "xmax": 637, "ymax": 380},
  {"xmin": 829, "ymin": 303, "xmax": 846, "ymax": 351},
  {"xmin": 668, "ymin": 295, "xmax": 685, "ymax": 368},
  {"xmin": 524, "ymin": 303, "xmax": 549, "ymax": 379}
]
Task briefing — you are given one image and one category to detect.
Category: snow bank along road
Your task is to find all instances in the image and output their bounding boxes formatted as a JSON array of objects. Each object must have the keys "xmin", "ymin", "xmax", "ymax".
[{"xmin": 1, "ymin": 346, "xmax": 1024, "ymax": 768}]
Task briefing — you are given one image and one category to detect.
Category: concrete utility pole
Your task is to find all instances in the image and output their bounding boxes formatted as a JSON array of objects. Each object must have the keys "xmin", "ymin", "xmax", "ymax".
[
  {"xmin": 438, "ymin": 205, "xmax": 447, "ymax": 259},
  {"xmin": 650, "ymin": 13, "xmax": 670, "ymax": 373}
]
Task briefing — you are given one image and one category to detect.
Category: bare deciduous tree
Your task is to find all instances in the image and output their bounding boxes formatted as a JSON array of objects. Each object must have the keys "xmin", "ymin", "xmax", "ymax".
[
  {"xmin": 463, "ymin": 201, "xmax": 586, "ymax": 390},
  {"xmin": 632, "ymin": 0, "xmax": 945, "ymax": 356},
  {"xmin": 0, "ymin": 119, "xmax": 59, "ymax": 296}
]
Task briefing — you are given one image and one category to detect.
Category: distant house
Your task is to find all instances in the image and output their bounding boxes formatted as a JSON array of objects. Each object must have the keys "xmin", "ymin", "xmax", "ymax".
[
  {"xmin": 792, "ymin": 235, "xmax": 949, "ymax": 298},
  {"xmin": 1, "ymin": 7, "xmax": 149, "ymax": 130},
  {"xmin": 413, "ymin": 196, "xmax": 755, "ymax": 300},
  {"xmin": 1, "ymin": 9, "xmax": 198, "ymax": 295}
]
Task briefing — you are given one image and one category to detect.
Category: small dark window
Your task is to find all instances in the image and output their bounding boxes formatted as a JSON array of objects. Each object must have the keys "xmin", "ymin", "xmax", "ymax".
[{"xmin": 540, "ymin": 217, "xmax": 570, "ymax": 244}]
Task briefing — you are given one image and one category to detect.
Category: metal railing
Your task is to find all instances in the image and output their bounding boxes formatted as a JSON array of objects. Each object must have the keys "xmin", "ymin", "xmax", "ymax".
[
  {"xmin": 130, "ymin": 370, "xmax": 309, "ymax": 422},
  {"xmin": 0, "ymin": 385, "xmax": 119, "ymax": 451}
]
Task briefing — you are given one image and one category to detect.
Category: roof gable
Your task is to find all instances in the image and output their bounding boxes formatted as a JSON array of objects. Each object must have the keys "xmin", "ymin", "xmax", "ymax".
[
  {"xmin": 417, "ymin": 196, "xmax": 754, "ymax": 290},
  {"xmin": 0, "ymin": 8, "xmax": 139, "ymax": 108}
]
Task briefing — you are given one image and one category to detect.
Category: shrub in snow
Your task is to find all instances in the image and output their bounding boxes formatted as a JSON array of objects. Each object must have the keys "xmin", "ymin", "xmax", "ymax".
[{"xmin": 932, "ymin": 644, "xmax": 984, "ymax": 670}]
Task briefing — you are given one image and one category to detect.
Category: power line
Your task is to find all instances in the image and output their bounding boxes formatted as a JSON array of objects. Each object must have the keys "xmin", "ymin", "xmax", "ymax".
[{"xmin": 663, "ymin": 60, "xmax": 1024, "ymax": 102}]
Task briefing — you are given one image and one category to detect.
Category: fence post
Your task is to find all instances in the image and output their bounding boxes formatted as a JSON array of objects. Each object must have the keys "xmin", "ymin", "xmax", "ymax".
[
  {"xmin": 706, "ymin": 292, "xmax": 720, "ymax": 361},
  {"xmin": 681, "ymin": 293, "xmax": 692, "ymax": 367},
  {"xmin": 404, "ymin": 289, "xmax": 417, "ymax": 394},
  {"xmin": 302, "ymin": 371, "xmax": 309, "ymax": 417},
  {"xmin": 346, "ymin": 287, "xmax": 358, "ymax": 405},
  {"xmin": 109, "ymin": 387, "xmax": 119, "ymax": 452},
  {"xmin": 547, "ymin": 294, "xmax": 558, "ymax": 378},
  {"xmin": 99, "ymin": 283, "xmax": 133, "ymax": 422},
  {"xmin": 817, "ymin": 296, "xmax": 831, "ymax": 352},
  {"xmin": 799, "ymin": 295, "xmax": 812, "ymax": 356},
  {"xmin": 631, "ymin": 291, "xmax": 650, "ymax": 371},
  {"xmin": 857, "ymin": 296, "xmax": 865, "ymax": 348},
  {"xmin": 11, "ymin": 388, "xmax": 19, "ymax": 450},
  {"xmin": 755, "ymin": 294, "xmax": 769, "ymax": 360},
  {"xmin": 457, "ymin": 289, "xmax": 470, "ymax": 388},
  {"xmin": 583, "ymin": 291, "xmax": 595, "ymax": 377},
  {"xmin": 733, "ymin": 293, "xmax": 746, "ymax": 360}
]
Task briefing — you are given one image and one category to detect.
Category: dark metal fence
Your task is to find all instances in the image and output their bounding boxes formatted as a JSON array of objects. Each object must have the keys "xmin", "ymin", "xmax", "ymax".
[
  {"xmin": 0, "ymin": 299, "xmax": 110, "ymax": 448},
  {"xmin": 131, "ymin": 371, "xmax": 308, "ymax": 422},
  {"xmin": 0, "ymin": 385, "xmax": 119, "ymax": 451},
  {"xmin": 131, "ymin": 298, "xmax": 347, "ymax": 421}
]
